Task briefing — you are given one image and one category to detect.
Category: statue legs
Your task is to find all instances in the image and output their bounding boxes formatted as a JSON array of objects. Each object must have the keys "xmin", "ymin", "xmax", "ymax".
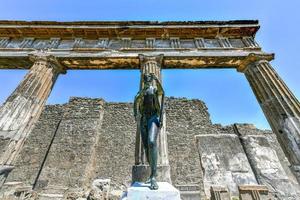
[
  {"xmin": 141, "ymin": 115, "xmax": 159, "ymax": 190},
  {"xmin": 140, "ymin": 118, "xmax": 149, "ymax": 164}
]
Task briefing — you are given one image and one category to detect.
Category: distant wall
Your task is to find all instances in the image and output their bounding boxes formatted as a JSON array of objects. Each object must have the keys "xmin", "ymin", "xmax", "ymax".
[
  {"xmin": 2, "ymin": 97, "xmax": 300, "ymax": 199},
  {"xmin": 94, "ymin": 102, "xmax": 136, "ymax": 191},
  {"xmin": 6, "ymin": 105, "xmax": 64, "ymax": 185},
  {"xmin": 36, "ymin": 98, "xmax": 104, "ymax": 191},
  {"xmin": 165, "ymin": 98, "xmax": 208, "ymax": 196}
]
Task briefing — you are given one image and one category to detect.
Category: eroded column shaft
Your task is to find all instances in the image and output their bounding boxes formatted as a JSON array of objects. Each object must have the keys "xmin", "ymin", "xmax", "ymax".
[
  {"xmin": 0, "ymin": 54, "xmax": 65, "ymax": 165},
  {"xmin": 244, "ymin": 60, "xmax": 300, "ymax": 179}
]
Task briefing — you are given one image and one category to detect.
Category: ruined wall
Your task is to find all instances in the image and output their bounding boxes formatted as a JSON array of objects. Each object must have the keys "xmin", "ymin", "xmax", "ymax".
[
  {"xmin": 1, "ymin": 97, "xmax": 300, "ymax": 200},
  {"xmin": 6, "ymin": 105, "xmax": 64, "ymax": 186},
  {"xmin": 165, "ymin": 98, "xmax": 208, "ymax": 198},
  {"xmin": 196, "ymin": 132, "xmax": 257, "ymax": 198},
  {"xmin": 235, "ymin": 124, "xmax": 300, "ymax": 199},
  {"xmin": 36, "ymin": 98, "xmax": 104, "ymax": 192},
  {"xmin": 94, "ymin": 102, "xmax": 136, "ymax": 192}
]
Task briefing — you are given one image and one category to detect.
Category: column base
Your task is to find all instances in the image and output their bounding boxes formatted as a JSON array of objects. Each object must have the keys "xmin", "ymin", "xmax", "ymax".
[
  {"xmin": 124, "ymin": 182, "xmax": 180, "ymax": 200},
  {"xmin": 132, "ymin": 164, "xmax": 171, "ymax": 183}
]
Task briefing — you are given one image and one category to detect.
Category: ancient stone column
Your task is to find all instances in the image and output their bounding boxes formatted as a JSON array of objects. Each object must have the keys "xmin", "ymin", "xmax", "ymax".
[
  {"xmin": 0, "ymin": 52, "xmax": 65, "ymax": 171},
  {"xmin": 242, "ymin": 60, "xmax": 300, "ymax": 181},
  {"xmin": 132, "ymin": 54, "xmax": 171, "ymax": 183}
]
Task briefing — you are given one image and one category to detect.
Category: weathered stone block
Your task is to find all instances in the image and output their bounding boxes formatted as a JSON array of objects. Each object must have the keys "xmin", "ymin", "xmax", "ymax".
[
  {"xmin": 126, "ymin": 182, "xmax": 180, "ymax": 200},
  {"xmin": 196, "ymin": 133, "xmax": 257, "ymax": 198},
  {"xmin": 238, "ymin": 185, "xmax": 270, "ymax": 200},
  {"xmin": 88, "ymin": 178, "xmax": 111, "ymax": 200},
  {"xmin": 176, "ymin": 185, "xmax": 201, "ymax": 200},
  {"xmin": 235, "ymin": 124, "xmax": 300, "ymax": 199},
  {"xmin": 210, "ymin": 186, "xmax": 231, "ymax": 200}
]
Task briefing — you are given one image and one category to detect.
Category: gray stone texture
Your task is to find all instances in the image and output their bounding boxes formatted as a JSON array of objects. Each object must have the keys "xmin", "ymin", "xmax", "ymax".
[
  {"xmin": 94, "ymin": 102, "xmax": 136, "ymax": 192},
  {"xmin": 36, "ymin": 98, "xmax": 104, "ymax": 192},
  {"xmin": 235, "ymin": 124, "xmax": 300, "ymax": 199},
  {"xmin": 196, "ymin": 133, "xmax": 257, "ymax": 198},
  {"xmin": 244, "ymin": 60, "xmax": 300, "ymax": 182},
  {"xmin": 1, "ymin": 97, "xmax": 299, "ymax": 200},
  {"xmin": 0, "ymin": 54, "xmax": 64, "ymax": 168},
  {"xmin": 165, "ymin": 97, "xmax": 209, "ymax": 198},
  {"xmin": 6, "ymin": 104, "xmax": 64, "ymax": 186}
]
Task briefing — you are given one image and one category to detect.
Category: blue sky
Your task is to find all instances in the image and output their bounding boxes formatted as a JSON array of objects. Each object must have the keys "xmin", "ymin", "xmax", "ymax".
[{"xmin": 0, "ymin": 0, "xmax": 299, "ymax": 130}]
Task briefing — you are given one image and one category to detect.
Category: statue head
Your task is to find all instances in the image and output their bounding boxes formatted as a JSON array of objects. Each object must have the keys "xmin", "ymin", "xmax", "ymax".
[{"xmin": 143, "ymin": 73, "xmax": 154, "ymax": 86}]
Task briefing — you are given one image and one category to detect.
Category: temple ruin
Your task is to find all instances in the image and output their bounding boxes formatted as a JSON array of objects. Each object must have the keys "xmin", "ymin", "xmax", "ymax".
[{"xmin": 0, "ymin": 20, "xmax": 299, "ymax": 199}]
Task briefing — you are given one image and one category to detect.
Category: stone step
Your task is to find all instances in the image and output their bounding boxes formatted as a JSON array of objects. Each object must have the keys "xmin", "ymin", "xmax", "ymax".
[
  {"xmin": 39, "ymin": 185, "xmax": 68, "ymax": 195},
  {"xmin": 180, "ymin": 191, "xmax": 201, "ymax": 200},
  {"xmin": 38, "ymin": 193, "xmax": 64, "ymax": 200}
]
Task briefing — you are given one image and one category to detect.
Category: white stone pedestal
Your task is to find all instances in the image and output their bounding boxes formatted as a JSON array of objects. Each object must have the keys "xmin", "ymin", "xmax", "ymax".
[{"xmin": 125, "ymin": 182, "xmax": 181, "ymax": 200}]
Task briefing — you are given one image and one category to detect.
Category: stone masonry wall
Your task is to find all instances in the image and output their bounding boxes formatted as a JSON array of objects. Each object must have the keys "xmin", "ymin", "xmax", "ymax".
[
  {"xmin": 1, "ymin": 97, "xmax": 299, "ymax": 200},
  {"xmin": 235, "ymin": 124, "xmax": 300, "ymax": 199},
  {"xmin": 36, "ymin": 98, "xmax": 104, "ymax": 193},
  {"xmin": 196, "ymin": 133, "xmax": 258, "ymax": 198},
  {"xmin": 6, "ymin": 105, "xmax": 64, "ymax": 186},
  {"xmin": 94, "ymin": 102, "xmax": 136, "ymax": 193},
  {"xmin": 165, "ymin": 98, "xmax": 208, "ymax": 196}
]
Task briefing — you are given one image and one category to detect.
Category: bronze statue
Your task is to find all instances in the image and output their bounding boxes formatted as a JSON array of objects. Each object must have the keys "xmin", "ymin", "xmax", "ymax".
[{"xmin": 133, "ymin": 73, "xmax": 165, "ymax": 190}]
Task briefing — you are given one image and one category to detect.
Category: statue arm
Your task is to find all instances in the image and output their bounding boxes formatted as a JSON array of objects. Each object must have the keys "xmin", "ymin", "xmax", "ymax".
[
  {"xmin": 153, "ymin": 76, "xmax": 165, "ymax": 96},
  {"xmin": 159, "ymin": 93, "xmax": 165, "ymax": 127},
  {"xmin": 133, "ymin": 90, "xmax": 143, "ymax": 119},
  {"xmin": 152, "ymin": 76, "xmax": 165, "ymax": 127}
]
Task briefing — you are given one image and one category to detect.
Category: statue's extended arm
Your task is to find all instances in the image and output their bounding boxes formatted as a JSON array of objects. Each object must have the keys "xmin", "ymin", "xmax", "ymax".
[
  {"xmin": 152, "ymin": 75, "xmax": 164, "ymax": 96},
  {"xmin": 159, "ymin": 93, "xmax": 165, "ymax": 127},
  {"xmin": 152, "ymin": 75, "xmax": 165, "ymax": 127},
  {"xmin": 133, "ymin": 90, "xmax": 143, "ymax": 120}
]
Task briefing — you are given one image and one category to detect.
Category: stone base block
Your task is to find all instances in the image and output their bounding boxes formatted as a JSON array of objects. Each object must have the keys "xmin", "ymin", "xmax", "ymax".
[
  {"xmin": 176, "ymin": 185, "xmax": 201, "ymax": 200},
  {"xmin": 132, "ymin": 165, "xmax": 171, "ymax": 183},
  {"xmin": 210, "ymin": 186, "xmax": 231, "ymax": 200},
  {"xmin": 126, "ymin": 182, "xmax": 181, "ymax": 200},
  {"xmin": 238, "ymin": 185, "xmax": 270, "ymax": 200}
]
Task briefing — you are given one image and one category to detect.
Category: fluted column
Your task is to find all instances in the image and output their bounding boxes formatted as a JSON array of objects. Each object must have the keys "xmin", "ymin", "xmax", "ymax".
[
  {"xmin": 0, "ymin": 52, "xmax": 65, "ymax": 167},
  {"xmin": 132, "ymin": 54, "xmax": 171, "ymax": 183},
  {"xmin": 243, "ymin": 60, "xmax": 300, "ymax": 181}
]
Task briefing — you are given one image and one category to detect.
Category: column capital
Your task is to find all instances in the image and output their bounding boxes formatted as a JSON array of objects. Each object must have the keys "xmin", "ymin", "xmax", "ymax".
[
  {"xmin": 237, "ymin": 53, "xmax": 274, "ymax": 73},
  {"xmin": 138, "ymin": 54, "xmax": 164, "ymax": 69},
  {"xmin": 29, "ymin": 51, "xmax": 66, "ymax": 74}
]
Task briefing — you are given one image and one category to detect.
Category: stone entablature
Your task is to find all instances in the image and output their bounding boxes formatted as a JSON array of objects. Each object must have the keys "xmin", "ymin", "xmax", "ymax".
[
  {"xmin": 0, "ymin": 20, "xmax": 272, "ymax": 70},
  {"xmin": 0, "ymin": 21, "xmax": 261, "ymax": 51}
]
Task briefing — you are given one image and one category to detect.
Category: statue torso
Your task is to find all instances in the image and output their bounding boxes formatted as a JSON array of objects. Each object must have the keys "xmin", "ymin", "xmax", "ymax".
[{"xmin": 142, "ymin": 85, "xmax": 159, "ymax": 117}]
